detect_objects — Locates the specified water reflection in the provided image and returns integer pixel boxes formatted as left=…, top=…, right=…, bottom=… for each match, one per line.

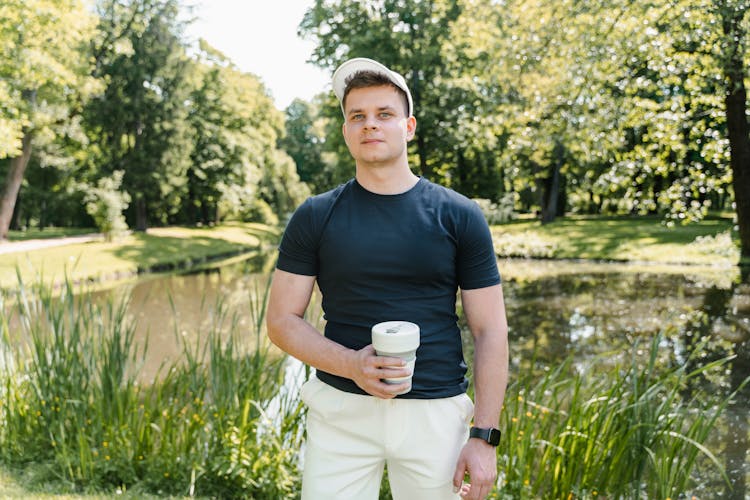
left=723, top=267, right=750, bottom=500
left=498, top=261, right=749, bottom=498
left=77, top=258, right=750, bottom=496
left=92, top=252, right=277, bottom=382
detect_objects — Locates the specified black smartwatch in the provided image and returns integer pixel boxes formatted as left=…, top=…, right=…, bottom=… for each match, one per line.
left=469, top=426, right=501, bottom=446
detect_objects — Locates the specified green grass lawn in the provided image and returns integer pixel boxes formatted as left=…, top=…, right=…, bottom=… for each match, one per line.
left=0, top=468, right=106, bottom=499
left=491, top=214, right=739, bottom=266
left=0, top=466, right=198, bottom=499
left=0, top=222, right=280, bottom=290
left=7, top=227, right=96, bottom=241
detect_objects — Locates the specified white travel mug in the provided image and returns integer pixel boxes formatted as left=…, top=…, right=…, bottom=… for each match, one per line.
left=371, top=321, right=420, bottom=394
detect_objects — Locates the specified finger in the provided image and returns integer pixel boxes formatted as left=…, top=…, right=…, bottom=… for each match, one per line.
left=452, top=461, right=466, bottom=492
left=384, top=381, right=410, bottom=395
left=376, top=355, right=407, bottom=368
left=379, top=365, right=411, bottom=379
left=459, top=483, right=471, bottom=498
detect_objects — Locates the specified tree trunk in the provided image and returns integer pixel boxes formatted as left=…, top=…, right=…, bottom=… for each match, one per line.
left=0, top=131, right=33, bottom=240
left=201, top=203, right=210, bottom=226
left=541, top=142, right=563, bottom=224
left=11, top=189, right=22, bottom=230
left=721, top=4, right=750, bottom=263
left=135, top=196, right=148, bottom=232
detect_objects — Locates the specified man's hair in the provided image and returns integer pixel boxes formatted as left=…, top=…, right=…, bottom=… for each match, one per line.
left=342, top=70, right=410, bottom=117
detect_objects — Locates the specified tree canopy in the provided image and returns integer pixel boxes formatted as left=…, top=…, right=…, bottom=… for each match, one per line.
left=0, top=0, right=747, bottom=260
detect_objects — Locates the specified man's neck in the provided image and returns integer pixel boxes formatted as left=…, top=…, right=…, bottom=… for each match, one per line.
left=355, top=163, right=419, bottom=195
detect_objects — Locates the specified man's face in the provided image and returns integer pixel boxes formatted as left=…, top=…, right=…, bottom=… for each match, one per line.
left=342, top=85, right=416, bottom=168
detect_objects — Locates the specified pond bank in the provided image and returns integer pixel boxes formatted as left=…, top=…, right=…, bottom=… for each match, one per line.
left=0, top=223, right=281, bottom=290
left=2, top=216, right=741, bottom=291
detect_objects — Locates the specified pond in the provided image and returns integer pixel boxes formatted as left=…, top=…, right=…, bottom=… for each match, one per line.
left=97, top=255, right=749, bottom=498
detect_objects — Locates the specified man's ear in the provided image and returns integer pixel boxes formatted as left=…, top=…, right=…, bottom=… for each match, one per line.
left=406, top=116, right=417, bottom=141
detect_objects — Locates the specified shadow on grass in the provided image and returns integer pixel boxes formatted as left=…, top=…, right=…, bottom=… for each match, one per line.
left=113, top=233, right=257, bottom=274
left=557, top=217, right=734, bottom=256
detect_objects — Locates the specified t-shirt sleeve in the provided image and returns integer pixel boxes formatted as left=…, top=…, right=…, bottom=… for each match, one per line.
left=276, top=198, right=319, bottom=276
left=456, top=201, right=501, bottom=290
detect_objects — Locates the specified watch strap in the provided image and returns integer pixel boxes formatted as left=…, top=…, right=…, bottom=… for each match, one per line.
left=469, top=426, right=501, bottom=446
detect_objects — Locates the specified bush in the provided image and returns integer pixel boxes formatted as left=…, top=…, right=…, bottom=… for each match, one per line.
left=474, top=194, right=517, bottom=225
left=492, top=231, right=558, bottom=259
left=83, top=171, right=131, bottom=241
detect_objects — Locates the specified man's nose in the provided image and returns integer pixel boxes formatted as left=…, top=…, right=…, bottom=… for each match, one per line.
left=363, top=114, right=379, bottom=129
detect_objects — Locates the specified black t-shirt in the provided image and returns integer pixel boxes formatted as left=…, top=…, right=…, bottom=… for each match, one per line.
left=277, top=177, right=501, bottom=398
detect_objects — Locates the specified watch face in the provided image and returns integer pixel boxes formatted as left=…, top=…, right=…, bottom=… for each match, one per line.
left=471, top=427, right=501, bottom=446
left=488, top=428, right=501, bottom=446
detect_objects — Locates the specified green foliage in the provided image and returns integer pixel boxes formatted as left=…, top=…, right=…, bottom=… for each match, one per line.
left=0, top=277, right=304, bottom=497
left=474, top=194, right=517, bottom=225
left=281, top=99, right=329, bottom=193
left=2, top=0, right=747, bottom=256
left=246, top=198, right=279, bottom=227
left=0, top=0, right=101, bottom=238
left=186, top=41, right=305, bottom=225
left=294, top=0, right=746, bottom=239
left=1, top=275, right=737, bottom=498
left=83, top=171, right=131, bottom=241
left=0, top=0, right=100, bottom=158
left=255, top=148, right=311, bottom=223
left=496, top=334, right=735, bottom=499
left=492, top=231, right=559, bottom=259
left=85, top=0, right=194, bottom=232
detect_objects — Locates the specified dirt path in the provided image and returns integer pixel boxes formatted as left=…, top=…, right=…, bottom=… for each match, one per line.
left=0, top=234, right=101, bottom=255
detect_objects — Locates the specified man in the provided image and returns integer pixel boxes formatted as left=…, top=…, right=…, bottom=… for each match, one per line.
left=266, top=57, right=509, bottom=500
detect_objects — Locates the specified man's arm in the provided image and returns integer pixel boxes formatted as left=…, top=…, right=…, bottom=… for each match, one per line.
left=452, top=283, right=509, bottom=500
left=266, top=268, right=411, bottom=398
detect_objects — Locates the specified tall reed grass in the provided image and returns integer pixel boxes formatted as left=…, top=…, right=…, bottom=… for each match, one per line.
left=0, top=276, right=738, bottom=499
left=0, top=277, right=304, bottom=498
left=495, top=335, right=736, bottom=499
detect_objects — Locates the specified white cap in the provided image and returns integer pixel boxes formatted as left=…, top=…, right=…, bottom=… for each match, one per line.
left=332, top=57, right=414, bottom=117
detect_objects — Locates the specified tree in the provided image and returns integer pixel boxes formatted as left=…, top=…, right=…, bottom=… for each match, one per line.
left=185, top=40, right=308, bottom=225
left=714, top=1, right=750, bottom=262
left=85, top=0, right=193, bottom=232
left=605, top=0, right=748, bottom=257
left=185, top=42, right=261, bottom=224
left=450, top=0, right=744, bottom=234
left=0, top=0, right=99, bottom=239
left=280, top=99, right=327, bottom=192
left=299, top=0, right=471, bottom=183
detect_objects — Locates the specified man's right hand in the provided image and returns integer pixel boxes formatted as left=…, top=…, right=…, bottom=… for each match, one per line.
left=349, top=344, right=412, bottom=398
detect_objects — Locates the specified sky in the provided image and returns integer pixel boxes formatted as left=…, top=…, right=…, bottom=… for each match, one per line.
left=185, top=1, right=330, bottom=110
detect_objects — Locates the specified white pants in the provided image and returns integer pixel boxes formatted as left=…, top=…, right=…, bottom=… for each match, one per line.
left=300, top=377, right=474, bottom=500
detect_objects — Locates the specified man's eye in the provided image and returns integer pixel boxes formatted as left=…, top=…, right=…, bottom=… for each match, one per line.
left=351, top=114, right=364, bottom=121
left=379, top=112, right=392, bottom=118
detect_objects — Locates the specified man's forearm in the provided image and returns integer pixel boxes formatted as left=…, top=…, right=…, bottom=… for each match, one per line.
left=471, top=330, right=509, bottom=428
left=267, top=312, right=358, bottom=379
